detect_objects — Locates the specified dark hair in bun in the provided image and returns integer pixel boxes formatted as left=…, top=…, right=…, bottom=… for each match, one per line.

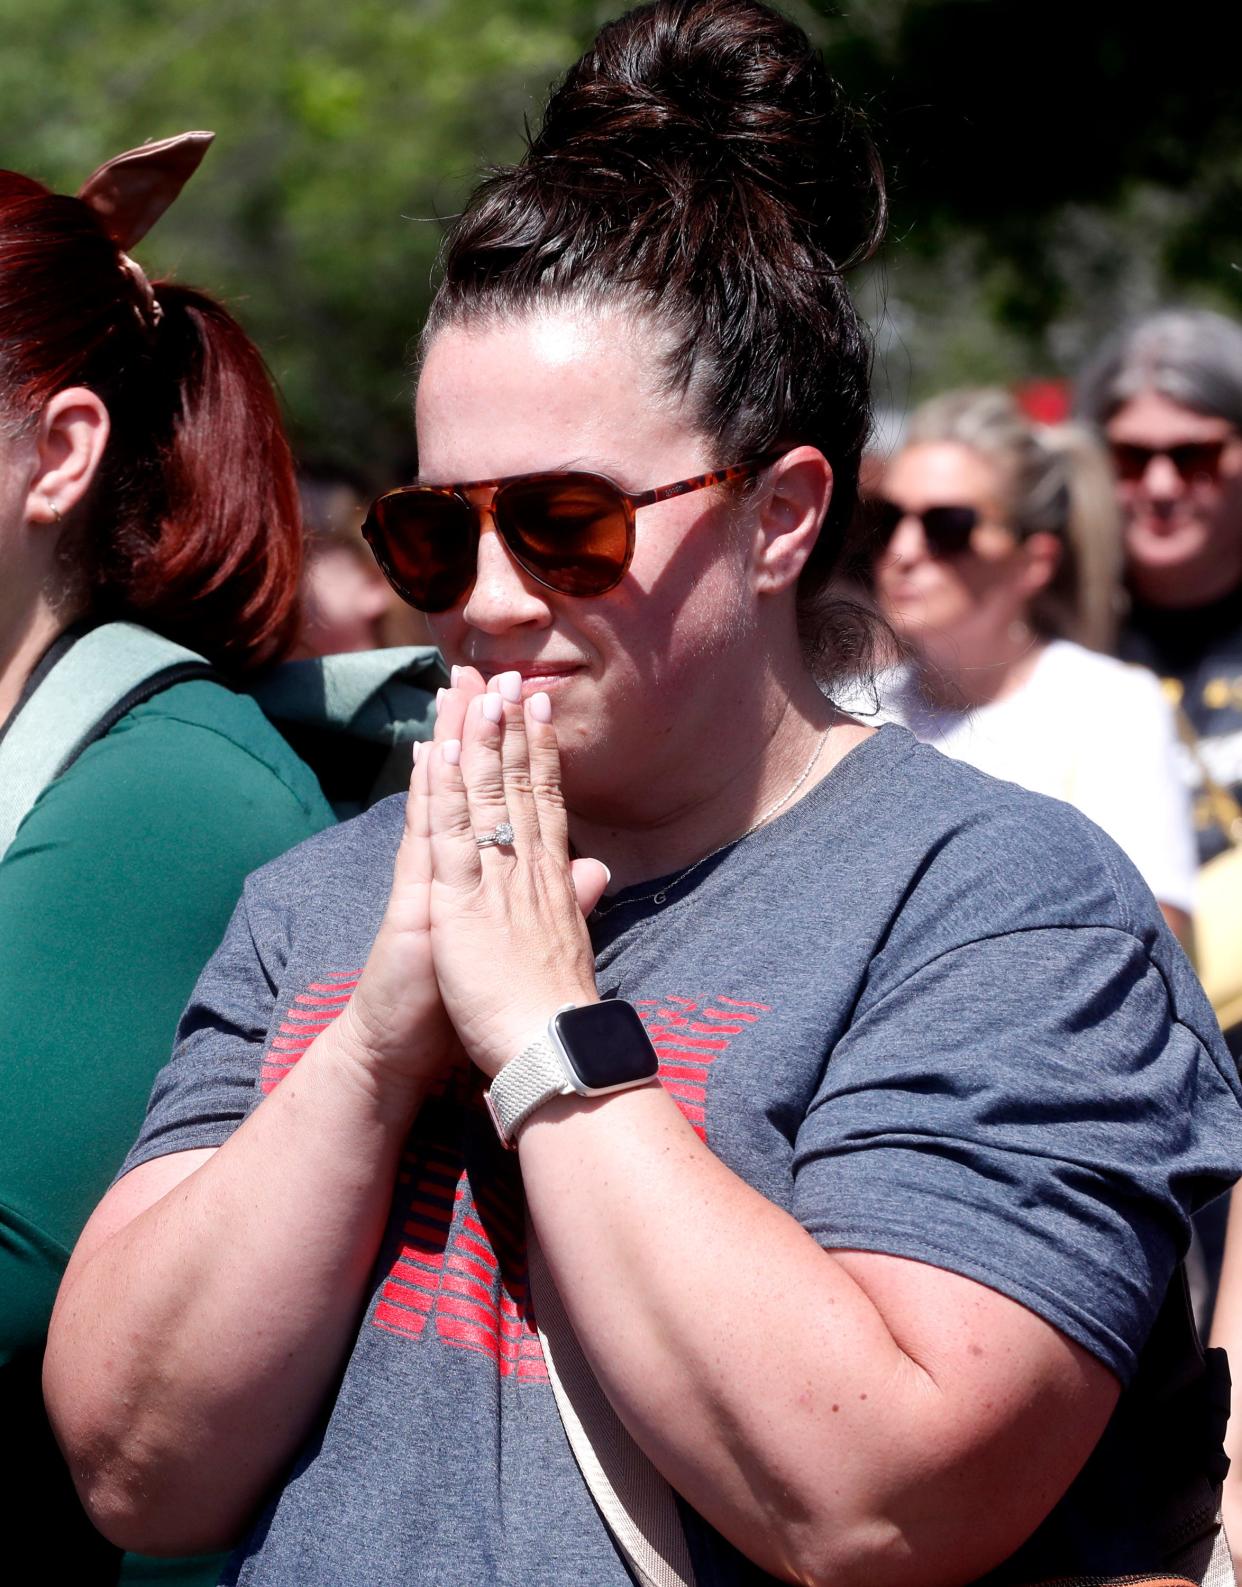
left=426, top=0, right=886, bottom=664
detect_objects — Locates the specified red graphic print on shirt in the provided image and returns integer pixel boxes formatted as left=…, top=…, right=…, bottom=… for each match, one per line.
left=371, top=1131, right=458, bottom=1343
left=262, top=976, right=542, bottom=1380
left=635, top=993, right=772, bottom=1138
left=370, top=1068, right=546, bottom=1381
left=433, top=1162, right=545, bottom=1380
left=263, top=978, right=768, bottom=1383
left=260, top=969, right=360, bottom=1093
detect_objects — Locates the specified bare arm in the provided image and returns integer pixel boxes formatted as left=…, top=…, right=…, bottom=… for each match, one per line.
left=44, top=1016, right=431, bottom=1555
left=519, top=1085, right=1117, bottom=1587
left=46, top=678, right=609, bottom=1555
left=44, top=681, right=488, bottom=1555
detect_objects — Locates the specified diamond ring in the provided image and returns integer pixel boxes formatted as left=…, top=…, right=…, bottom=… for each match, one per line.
left=475, top=822, right=516, bottom=849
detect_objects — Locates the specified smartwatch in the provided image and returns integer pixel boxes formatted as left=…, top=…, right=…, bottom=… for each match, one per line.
left=484, top=1000, right=660, bottom=1147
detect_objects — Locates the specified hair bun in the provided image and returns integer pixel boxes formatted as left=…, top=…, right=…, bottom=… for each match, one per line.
left=531, top=0, right=884, bottom=273
left=430, top=0, right=885, bottom=582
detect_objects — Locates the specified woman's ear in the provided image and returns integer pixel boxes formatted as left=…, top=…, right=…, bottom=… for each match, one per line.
left=750, top=446, right=834, bottom=596
left=23, top=387, right=110, bottom=526
left=1016, top=531, right=1062, bottom=600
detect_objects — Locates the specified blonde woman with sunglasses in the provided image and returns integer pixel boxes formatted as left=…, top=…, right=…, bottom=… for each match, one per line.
left=48, top=4, right=1242, bottom=1583
left=872, top=386, right=1196, bottom=942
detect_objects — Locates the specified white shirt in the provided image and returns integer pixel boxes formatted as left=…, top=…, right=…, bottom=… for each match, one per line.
left=879, top=640, right=1197, bottom=913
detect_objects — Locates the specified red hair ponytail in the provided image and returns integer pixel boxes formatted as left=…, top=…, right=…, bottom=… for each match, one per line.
left=0, top=171, right=301, bottom=674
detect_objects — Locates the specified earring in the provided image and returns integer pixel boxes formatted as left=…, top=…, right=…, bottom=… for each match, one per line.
left=46, top=501, right=62, bottom=523
left=1007, top=619, right=1031, bottom=647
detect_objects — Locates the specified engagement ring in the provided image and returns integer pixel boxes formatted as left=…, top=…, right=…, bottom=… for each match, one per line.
left=475, top=822, right=515, bottom=849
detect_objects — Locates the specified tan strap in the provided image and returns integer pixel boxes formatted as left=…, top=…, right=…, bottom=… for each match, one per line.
left=527, top=1224, right=696, bottom=1587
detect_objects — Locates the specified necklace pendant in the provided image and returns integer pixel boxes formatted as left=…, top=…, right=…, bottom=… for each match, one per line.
left=652, top=891, right=667, bottom=905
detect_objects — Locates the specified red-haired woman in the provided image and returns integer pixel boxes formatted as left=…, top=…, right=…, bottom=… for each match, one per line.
left=0, top=137, right=332, bottom=1579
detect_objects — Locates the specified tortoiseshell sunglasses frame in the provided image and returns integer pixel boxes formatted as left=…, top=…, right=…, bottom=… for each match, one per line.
left=362, top=451, right=785, bottom=611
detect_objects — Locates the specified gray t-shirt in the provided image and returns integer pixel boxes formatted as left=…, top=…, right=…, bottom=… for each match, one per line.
left=121, top=725, right=1242, bottom=1584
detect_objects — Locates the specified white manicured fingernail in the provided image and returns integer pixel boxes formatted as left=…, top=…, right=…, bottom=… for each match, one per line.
left=412, top=742, right=420, bottom=765
left=443, top=739, right=461, bottom=766
left=436, top=687, right=447, bottom=711
left=497, top=670, right=522, bottom=702
left=529, top=691, right=552, bottom=723
left=451, top=665, right=462, bottom=685
left=481, top=694, right=503, bottom=723
left=601, top=863, right=612, bottom=885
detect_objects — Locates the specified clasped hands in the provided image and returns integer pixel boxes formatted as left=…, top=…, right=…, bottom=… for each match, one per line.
left=339, top=666, right=608, bottom=1105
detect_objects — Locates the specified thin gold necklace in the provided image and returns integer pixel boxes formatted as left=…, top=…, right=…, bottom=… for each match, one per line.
left=592, top=725, right=833, bottom=917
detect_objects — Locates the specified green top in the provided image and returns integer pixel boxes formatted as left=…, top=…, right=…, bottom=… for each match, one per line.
left=0, top=678, right=334, bottom=1583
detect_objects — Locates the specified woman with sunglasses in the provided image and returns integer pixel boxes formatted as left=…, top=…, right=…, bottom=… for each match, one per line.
left=872, top=386, right=1196, bottom=942
left=48, top=4, right=1241, bottom=1583
left=1078, top=308, right=1242, bottom=881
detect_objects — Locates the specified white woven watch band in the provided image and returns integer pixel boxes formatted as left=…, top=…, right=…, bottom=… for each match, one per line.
left=486, top=1034, right=572, bottom=1146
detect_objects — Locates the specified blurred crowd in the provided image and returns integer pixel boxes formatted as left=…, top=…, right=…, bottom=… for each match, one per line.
left=858, top=309, right=1242, bottom=1067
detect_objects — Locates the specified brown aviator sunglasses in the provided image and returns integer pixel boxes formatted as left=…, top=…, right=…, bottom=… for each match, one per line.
left=362, top=453, right=784, bottom=613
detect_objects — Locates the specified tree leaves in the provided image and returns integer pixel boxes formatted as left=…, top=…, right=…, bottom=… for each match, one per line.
left=2, top=0, right=1237, bottom=468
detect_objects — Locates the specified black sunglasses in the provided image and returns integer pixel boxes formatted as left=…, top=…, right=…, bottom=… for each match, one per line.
left=362, top=454, right=782, bottom=613
left=869, top=497, right=981, bottom=557
left=1108, top=438, right=1233, bottom=484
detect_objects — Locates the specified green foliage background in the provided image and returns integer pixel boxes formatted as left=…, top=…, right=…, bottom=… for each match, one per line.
left=3, top=0, right=1238, bottom=477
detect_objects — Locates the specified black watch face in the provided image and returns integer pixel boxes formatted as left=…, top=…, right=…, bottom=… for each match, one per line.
left=554, top=1001, right=660, bottom=1090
